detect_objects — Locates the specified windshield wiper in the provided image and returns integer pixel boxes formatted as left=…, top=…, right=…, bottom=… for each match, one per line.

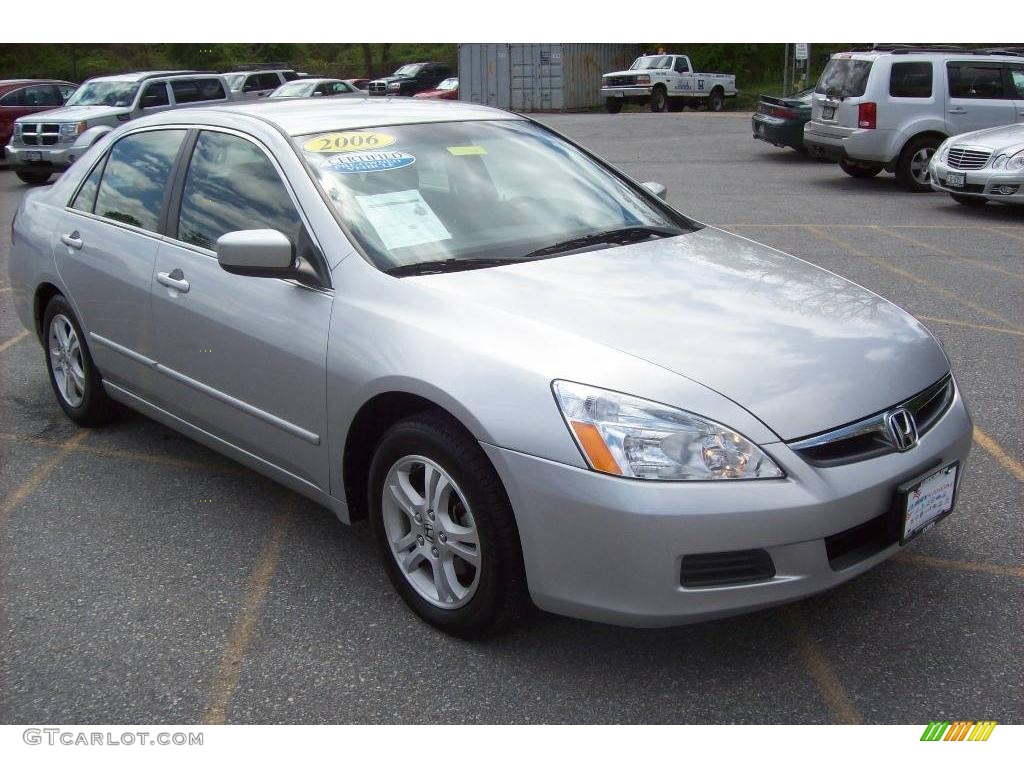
left=385, top=257, right=526, bottom=277
left=522, top=225, right=681, bottom=260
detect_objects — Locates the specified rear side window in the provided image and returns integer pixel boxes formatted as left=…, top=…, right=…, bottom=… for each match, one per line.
left=1007, top=66, right=1024, bottom=98
left=815, top=58, right=872, bottom=98
left=177, top=131, right=303, bottom=250
left=889, top=62, right=932, bottom=97
left=141, top=81, right=170, bottom=108
left=947, top=64, right=1005, bottom=99
left=93, top=130, right=186, bottom=232
left=0, top=84, right=63, bottom=107
left=172, top=79, right=226, bottom=104
left=282, top=70, right=300, bottom=82
left=259, top=73, right=282, bottom=90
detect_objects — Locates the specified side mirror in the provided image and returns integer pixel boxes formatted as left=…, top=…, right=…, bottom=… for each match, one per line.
left=216, top=229, right=295, bottom=278
left=641, top=181, right=668, bottom=200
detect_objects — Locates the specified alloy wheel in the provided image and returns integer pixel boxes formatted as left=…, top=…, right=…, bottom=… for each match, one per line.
left=49, top=313, right=86, bottom=408
left=381, top=455, right=481, bottom=609
left=910, top=147, right=934, bottom=184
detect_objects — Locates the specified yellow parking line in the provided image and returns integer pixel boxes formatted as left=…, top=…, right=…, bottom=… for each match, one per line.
left=0, top=330, right=29, bottom=354
left=916, top=315, right=1024, bottom=338
left=875, top=226, right=1024, bottom=282
left=802, top=225, right=1024, bottom=333
left=782, top=605, right=862, bottom=724
left=203, top=507, right=292, bottom=724
left=896, top=552, right=1024, bottom=580
left=973, top=426, right=1024, bottom=483
left=0, top=430, right=90, bottom=529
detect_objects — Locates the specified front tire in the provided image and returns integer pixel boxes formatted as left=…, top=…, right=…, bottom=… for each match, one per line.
left=43, top=295, right=116, bottom=427
left=896, top=135, right=940, bottom=192
left=839, top=158, right=883, bottom=178
left=16, top=169, right=52, bottom=185
left=649, top=86, right=667, bottom=112
left=605, top=97, right=623, bottom=114
left=369, top=411, right=529, bottom=638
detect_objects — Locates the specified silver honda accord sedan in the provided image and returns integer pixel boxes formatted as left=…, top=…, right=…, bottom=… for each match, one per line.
left=8, top=99, right=972, bottom=637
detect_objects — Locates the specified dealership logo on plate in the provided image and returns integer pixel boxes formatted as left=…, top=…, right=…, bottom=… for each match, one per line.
left=324, top=151, right=415, bottom=174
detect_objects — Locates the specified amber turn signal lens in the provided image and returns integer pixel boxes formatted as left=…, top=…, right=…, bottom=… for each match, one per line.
left=569, top=421, right=622, bottom=475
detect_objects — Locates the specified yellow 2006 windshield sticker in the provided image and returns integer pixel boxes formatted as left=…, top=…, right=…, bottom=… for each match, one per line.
left=447, top=145, right=487, bottom=156
left=303, top=131, right=396, bottom=153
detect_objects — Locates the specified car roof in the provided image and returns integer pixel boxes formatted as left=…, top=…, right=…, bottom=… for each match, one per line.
left=836, top=50, right=1023, bottom=63
left=166, top=97, right=517, bottom=136
left=0, top=79, right=75, bottom=92
left=87, top=71, right=206, bottom=83
left=223, top=69, right=291, bottom=76
left=283, top=78, right=340, bottom=85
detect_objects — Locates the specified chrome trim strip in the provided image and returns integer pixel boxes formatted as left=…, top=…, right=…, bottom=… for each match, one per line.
left=789, top=374, right=953, bottom=453
left=90, top=332, right=320, bottom=446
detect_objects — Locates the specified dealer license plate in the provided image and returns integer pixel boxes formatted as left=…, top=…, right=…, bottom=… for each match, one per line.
left=901, top=462, right=959, bottom=543
left=614, top=91, right=624, bottom=98
left=822, top=105, right=835, bottom=120
left=946, top=171, right=965, bottom=189
left=25, top=151, right=41, bottom=161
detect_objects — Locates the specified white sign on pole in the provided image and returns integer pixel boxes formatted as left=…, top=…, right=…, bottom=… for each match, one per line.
left=795, top=43, right=809, bottom=61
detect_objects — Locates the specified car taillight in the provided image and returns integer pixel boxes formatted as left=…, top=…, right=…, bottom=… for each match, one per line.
left=858, top=102, right=877, bottom=129
left=772, top=106, right=797, bottom=119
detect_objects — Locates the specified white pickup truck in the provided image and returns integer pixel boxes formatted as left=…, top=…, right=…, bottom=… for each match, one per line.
left=600, top=54, right=738, bottom=113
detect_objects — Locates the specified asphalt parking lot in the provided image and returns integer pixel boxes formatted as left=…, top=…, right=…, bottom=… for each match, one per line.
left=0, top=111, right=1021, bottom=725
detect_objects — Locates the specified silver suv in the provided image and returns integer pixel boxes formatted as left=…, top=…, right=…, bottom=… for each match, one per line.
left=5, top=70, right=232, bottom=185
left=223, top=68, right=300, bottom=100
left=804, top=46, right=1024, bottom=191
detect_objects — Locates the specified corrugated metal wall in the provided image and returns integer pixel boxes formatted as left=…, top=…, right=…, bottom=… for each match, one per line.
left=458, top=44, right=641, bottom=112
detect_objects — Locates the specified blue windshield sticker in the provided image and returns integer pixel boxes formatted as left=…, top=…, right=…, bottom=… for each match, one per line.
left=323, top=150, right=415, bottom=173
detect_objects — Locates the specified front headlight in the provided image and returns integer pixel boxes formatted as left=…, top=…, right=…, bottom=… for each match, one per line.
left=387, top=82, right=401, bottom=91
left=636, top=74, right=651, bottom=84
left=13, top=122, right=22, bottom=134
left=59, top=122, right=86, bottom=137
left=552, top=381, right=784, bottom=481
left=1006, top=151, right=1024, bottom=172
left=936, top=140, right=950, bottom=163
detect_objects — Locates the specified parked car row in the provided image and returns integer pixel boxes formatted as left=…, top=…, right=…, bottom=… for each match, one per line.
left=753, top=45, right=1024, bottom=206
left=3, top=63, right=458, bottom=185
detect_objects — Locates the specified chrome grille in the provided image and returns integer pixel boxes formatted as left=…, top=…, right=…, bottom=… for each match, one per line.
left=947, top=147, right=991, bottom=170
left=788, top=375, right=955, bottom=467
left=606, top=75, right=637, bottom=87
left=20, top=123, right=61, bottom=146
left=368, top=81, right=388, bottom=94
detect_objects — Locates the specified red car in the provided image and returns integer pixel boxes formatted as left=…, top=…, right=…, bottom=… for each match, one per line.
left=0, top=79, right=77, bottom=158
left=413, top=77, right=459, bottom=100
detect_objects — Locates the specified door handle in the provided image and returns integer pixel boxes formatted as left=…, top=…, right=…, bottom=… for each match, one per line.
left=157, top=269, right=190, bottom=294
left=60, top=232, right=83, bottom=250
left=947, top=107, right=966, bottom=114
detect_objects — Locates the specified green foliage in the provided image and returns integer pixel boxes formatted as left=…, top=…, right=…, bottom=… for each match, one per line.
left=0, top=43, right=459, bottom=82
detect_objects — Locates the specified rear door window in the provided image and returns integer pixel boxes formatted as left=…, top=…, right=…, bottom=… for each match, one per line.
left=258, top=73, right=282, bottom=90
left=93, top=130, right=186, bottom=232
left=815, top=58, right=872, bottom=98
left=947, top=64, right=1006, bottom=99
left=1008, top=65, right=1024, bottom=99
left=171, top=79, right=226, bottom=104
left=889, top=62, right=933, bottom=97
left=71, top=157, right=107, bottom=213
left=141, top=81, right=170, bottom=108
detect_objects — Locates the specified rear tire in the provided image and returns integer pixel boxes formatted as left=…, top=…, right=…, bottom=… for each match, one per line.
left=16, top=169, right=52, bottom=185
left=896, top=135, right=941, bottom=192
left=649, top=86, right=667, bottom=112
left=839, top=158, right=883, bottom=178
left=42, top=295, right=117, bottom=427
left=951, top=193, right=987, bottom=207
left=708, top=87, right=725, bottom=112
left=369, top=411, right=529, bottom=639
left=605, top=98, right=623, bottom=114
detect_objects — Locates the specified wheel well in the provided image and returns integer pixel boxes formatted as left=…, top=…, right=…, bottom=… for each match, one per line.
left=342, top=392, right=466, bottom=522
left=652, top=83, right=667, bottom=92
left=899, top=131, right=946, bottom=159
left=33, top=283, right=62, bottom=342
left=711, top=85, right=724, bottom=93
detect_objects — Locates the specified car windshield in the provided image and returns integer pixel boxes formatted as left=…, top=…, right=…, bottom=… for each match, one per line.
left=299, top=120, right=692, bottom=273
left=394, top=64, right=423, bottom=76
left=271, top=82, right=315, bottom=97
left=436, top=78, right=458, bottom=91
left=631, top=56, right=672, bottom=71
left=65, top=81, right=139, bottom=107
left=815, top=58, right=872, bottom=98
left=226, top=74, right=245, bottom=90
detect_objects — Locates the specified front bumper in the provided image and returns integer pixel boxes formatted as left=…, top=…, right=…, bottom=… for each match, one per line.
left=929, top=159, right=1024, bottom=204
left=484, top=387, right=972, bottom=627
left=4, top=141, right=79, bottom=171
left=600, top=86, right=653, bottom=99
left=752, top=114, right=806, bottom=150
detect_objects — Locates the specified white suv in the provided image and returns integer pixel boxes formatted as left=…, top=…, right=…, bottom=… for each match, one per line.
left=804, top=46, right=1024, bottom=191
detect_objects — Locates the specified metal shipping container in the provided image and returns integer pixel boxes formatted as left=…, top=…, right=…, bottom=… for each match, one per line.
left=459, top=43, right=642, bottom=112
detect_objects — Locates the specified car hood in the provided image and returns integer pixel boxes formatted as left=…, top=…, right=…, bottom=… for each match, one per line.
left=410, top=227, right=949, bottom=441
left=604, top=69, right=647, bottom=78
left=15, top=105, right=128, bottom=123
left=950, top=123, right=1024, bottom=153
left=371, top=75, right=413, bottom=84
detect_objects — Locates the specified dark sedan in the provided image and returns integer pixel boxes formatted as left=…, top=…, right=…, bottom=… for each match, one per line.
left=752, top=88, right=813, bottom=153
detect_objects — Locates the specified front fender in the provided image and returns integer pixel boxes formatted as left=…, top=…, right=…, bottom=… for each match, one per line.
left=72, top=124, right=113, bottom=153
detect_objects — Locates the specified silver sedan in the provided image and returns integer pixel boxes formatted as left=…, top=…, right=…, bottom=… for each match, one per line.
left=930, top=124, right=1024, bottom=206
left=8, top=99, right=972, bottom=637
